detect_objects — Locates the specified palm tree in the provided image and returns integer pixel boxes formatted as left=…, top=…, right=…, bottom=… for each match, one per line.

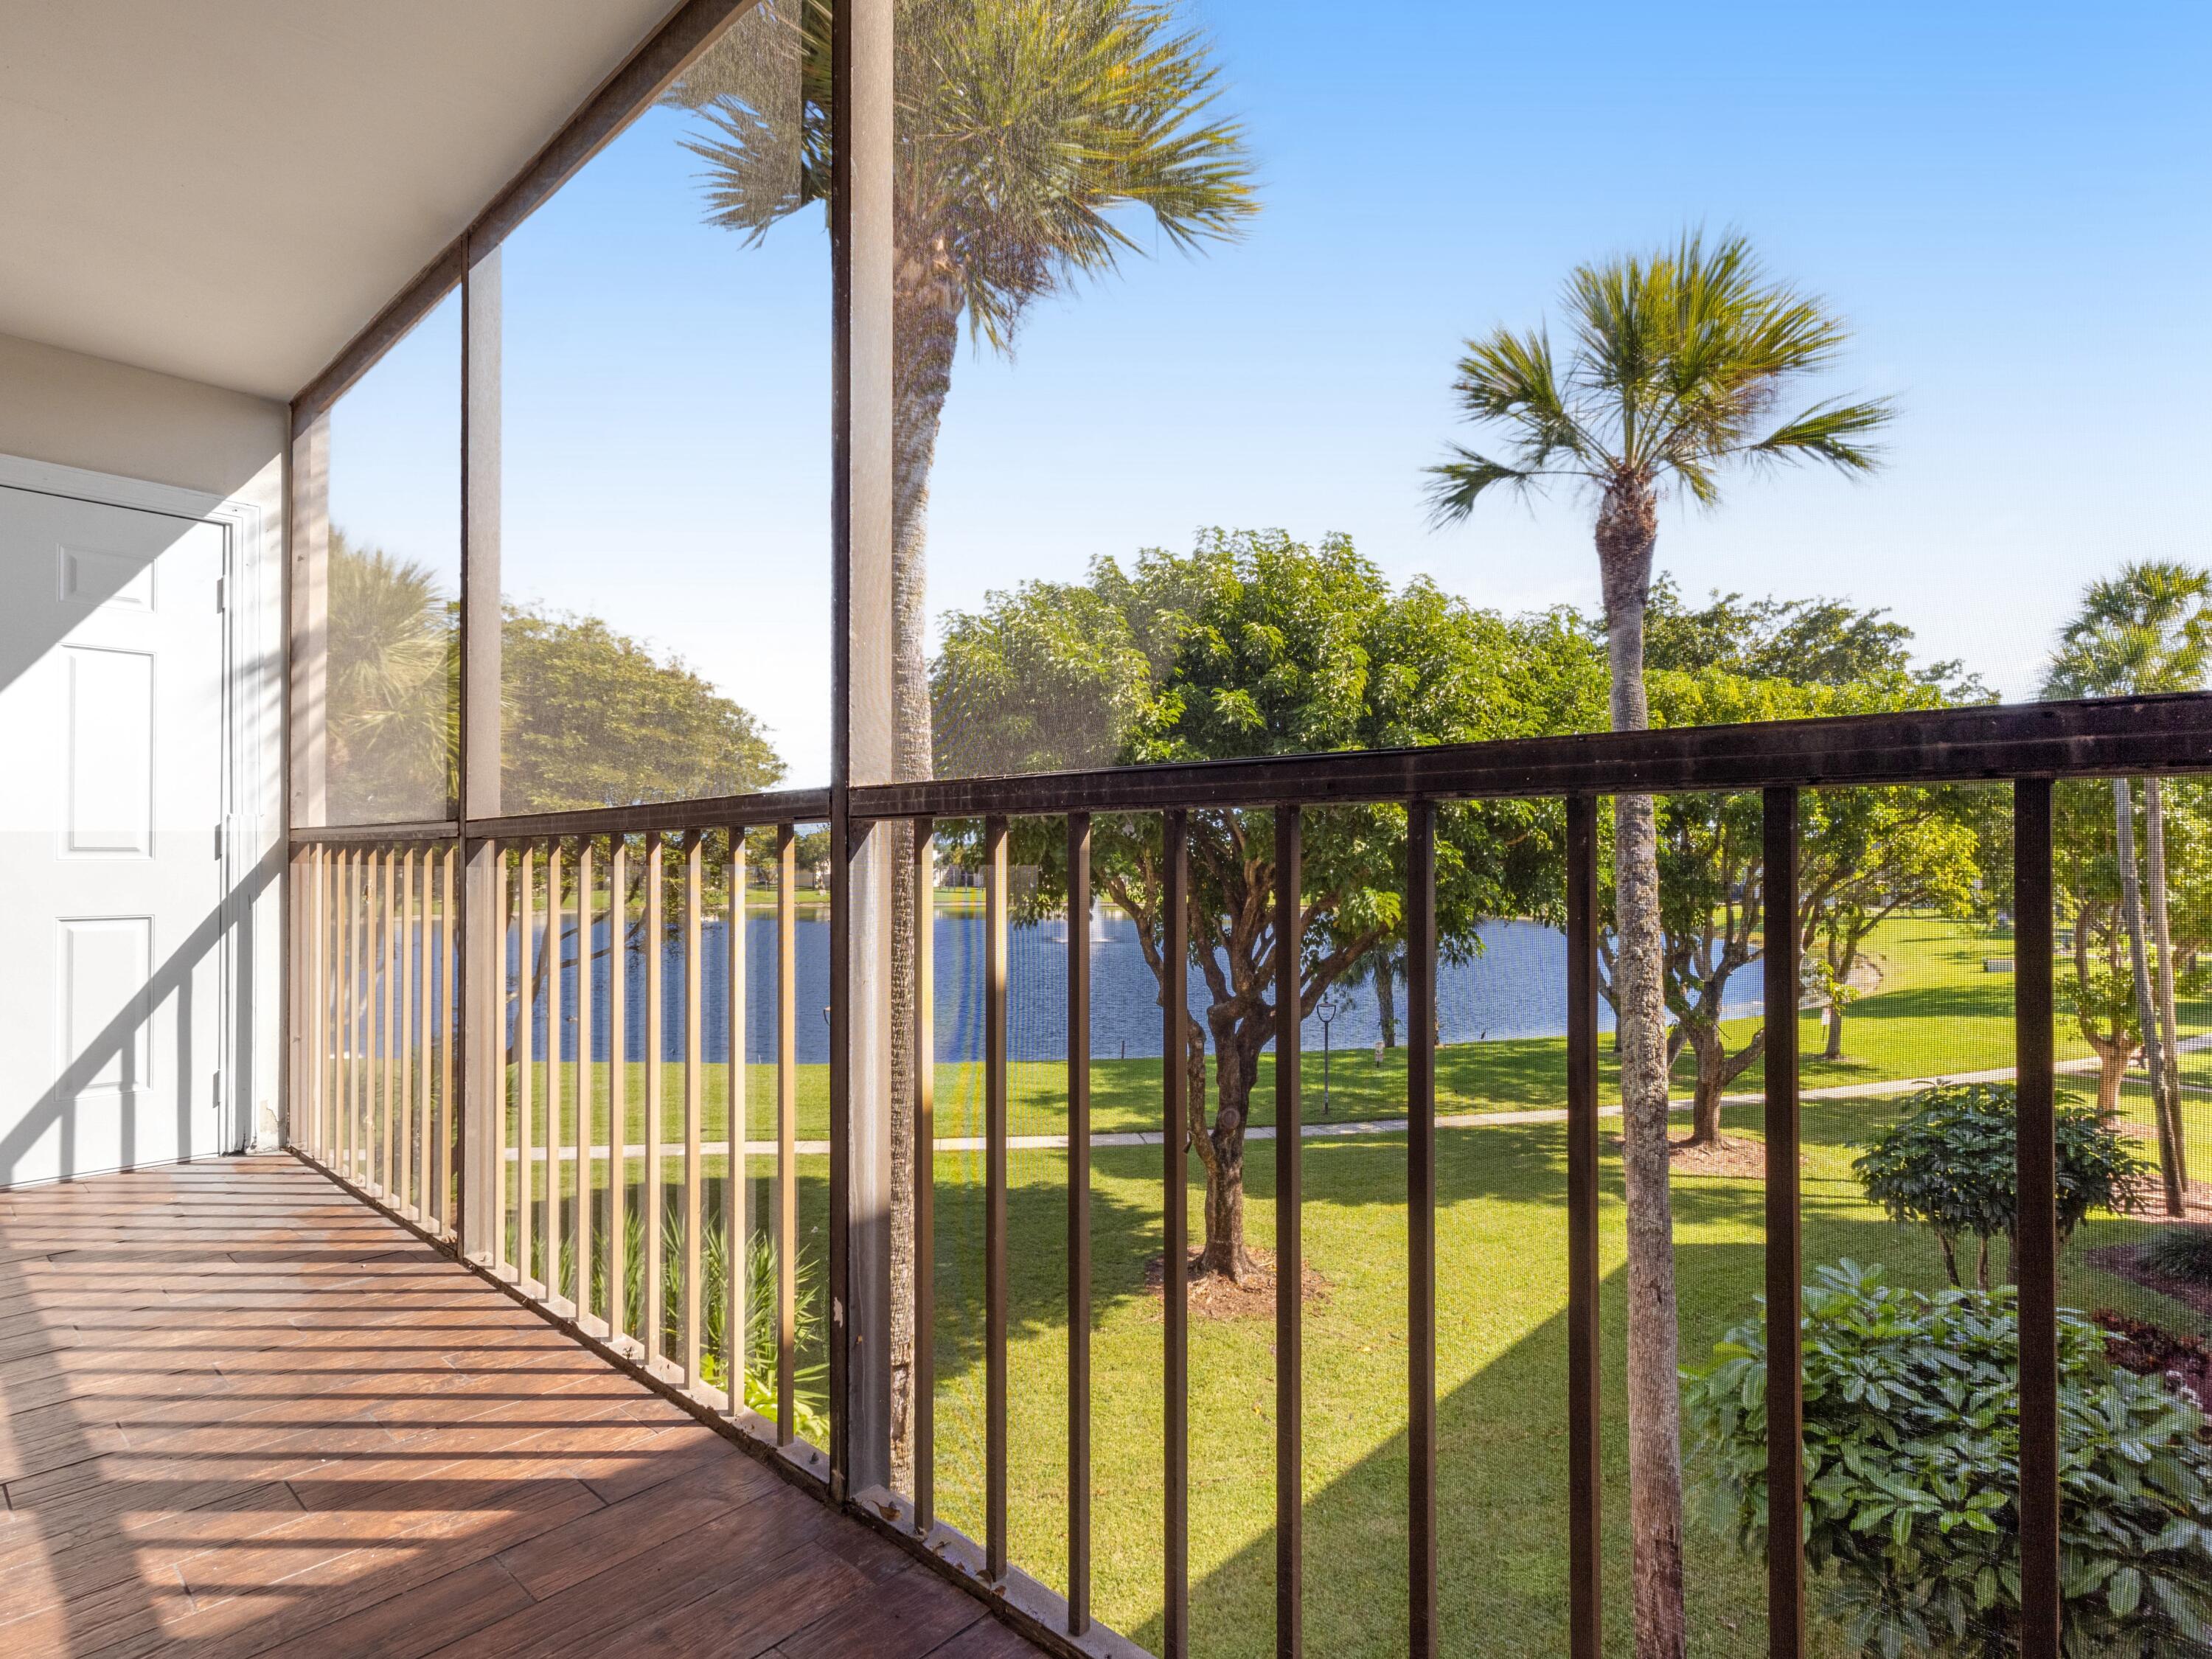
left=1427, top=232, right=1892, bottom=1659
left=2044, top=559, right=2211, bottom=1214
left=325, top=530, right=456, bottom=822
left=667, top=0, right=1256, bottom=1488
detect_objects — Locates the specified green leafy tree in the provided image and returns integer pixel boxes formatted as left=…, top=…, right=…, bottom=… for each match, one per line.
left=669, top=0, right=1256, bottom=1475
left=1607, top=667, right=1971, bottom=1145
left=500, top=605, right=785, bottom=813
left=1637, top=582, right=1994, bottom=1065
left=2045, top=560, right=2211, bottom=1213
left=1852, top=1082, right=2146, bottom=1288
left=934, top=529, right=1563, bottom=1278
left=2055, top=778, right=2154, bottom=1127
left=1685, top=1261, right=2212, bottom=1658
left=1571, top=585, right=1989, bottom=1142
left=1427, top=232, right=1895, bottom=1656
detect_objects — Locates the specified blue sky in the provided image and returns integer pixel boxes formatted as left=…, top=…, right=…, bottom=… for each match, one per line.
left=330, top=0, right=2211, bottom=792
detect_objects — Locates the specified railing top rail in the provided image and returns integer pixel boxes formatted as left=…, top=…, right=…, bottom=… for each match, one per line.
left=286, top=694, right=2212, bottom=845
left=851, top=692, right=2212, bottom=819
left=290, top=785, right=832, bottom=846
left=290, top=819, right=460, bottom=846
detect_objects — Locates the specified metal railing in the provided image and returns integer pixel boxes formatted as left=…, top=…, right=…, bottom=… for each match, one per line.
left=290, top=792, right=832, bottom=1479
left=288, top=692, right=2212, bottom=1659
left=290, top=840, right=459, bottom=1237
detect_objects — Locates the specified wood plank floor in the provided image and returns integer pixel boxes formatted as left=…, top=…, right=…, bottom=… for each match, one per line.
left=0, top=1157, right=1045, bottom=1659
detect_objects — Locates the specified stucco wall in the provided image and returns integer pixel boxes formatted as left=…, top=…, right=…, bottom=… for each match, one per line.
left=0, top=330, right=288, bottom=1155
left=0, top=330, right=284, bottom=505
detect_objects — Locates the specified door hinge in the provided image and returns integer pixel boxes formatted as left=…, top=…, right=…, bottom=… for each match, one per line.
left=215, top=574, right=226, bottom=612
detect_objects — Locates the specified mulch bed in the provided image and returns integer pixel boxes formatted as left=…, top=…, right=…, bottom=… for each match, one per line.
left=1602, top=1133, right=1795, bottom=1180
left=2086, top=1239, right=2212, bottom=1321
left=2096, top=1309, right=2212, bottom=1408
left=1144, top=1245, right=1329, bottom=1321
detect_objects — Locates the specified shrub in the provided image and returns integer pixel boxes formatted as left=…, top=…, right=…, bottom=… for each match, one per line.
left=1684, top=1260, right=2212, bottom=1658
left=2140, top=1226, right=2212, bottom=1289
left=1853, top=1082, right=2146, bottom=1287
left=548, top=1211, right=832, bottom=1444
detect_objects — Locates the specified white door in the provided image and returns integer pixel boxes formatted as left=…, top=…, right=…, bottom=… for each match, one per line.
left=0, top=484, right=231, bottom=1187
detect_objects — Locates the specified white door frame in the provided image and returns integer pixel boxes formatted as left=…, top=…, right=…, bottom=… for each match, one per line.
left=0, top=451, right=275, bottom=1164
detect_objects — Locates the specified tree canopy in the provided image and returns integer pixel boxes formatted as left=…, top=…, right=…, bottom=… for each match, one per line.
left=933, top=529, right=1568, bottom=1275
left=318, top=530, right=784, bottom=821
left=501, top=605, right=785, bottom=813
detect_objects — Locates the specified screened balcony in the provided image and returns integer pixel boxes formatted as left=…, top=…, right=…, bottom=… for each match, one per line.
left=4, top=4, right=2210, bottom=1659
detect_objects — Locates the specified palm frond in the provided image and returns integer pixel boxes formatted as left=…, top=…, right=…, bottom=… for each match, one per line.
left=1430, top=225, right=1894, bottom=540
left=1746, top=397, right=1896, bottom=473
left=1423, top=447, right=1541, bottom=525
left=2045, top=559, right=2212, bottom=697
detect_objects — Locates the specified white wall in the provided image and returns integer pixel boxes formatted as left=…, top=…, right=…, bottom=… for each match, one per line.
left=0, top=330, right=288, bottom=1155
left=0, top=331, right=285, bottom=504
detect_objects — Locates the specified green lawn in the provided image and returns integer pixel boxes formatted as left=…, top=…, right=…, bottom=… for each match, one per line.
left=498, top=910, right=2202, bottom=1152
left=442, top=908, right=2211, bottom=1655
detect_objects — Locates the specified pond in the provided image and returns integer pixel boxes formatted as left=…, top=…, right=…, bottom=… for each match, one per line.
left=506, top=909, right=1761, bottom=1063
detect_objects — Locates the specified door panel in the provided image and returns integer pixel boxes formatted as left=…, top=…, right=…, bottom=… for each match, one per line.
left=0, top=484, right=229, bottom=1187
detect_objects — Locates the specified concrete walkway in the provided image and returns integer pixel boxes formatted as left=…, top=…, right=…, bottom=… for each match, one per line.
left=508, top=1038, right=2203, bottom=1164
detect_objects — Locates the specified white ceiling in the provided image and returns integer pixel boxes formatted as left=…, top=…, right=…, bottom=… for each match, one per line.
left=0, top=0, right=678, bottom=402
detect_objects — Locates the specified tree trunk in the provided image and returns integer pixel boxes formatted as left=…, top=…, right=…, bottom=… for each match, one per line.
left=885, top=256, right=962, bottom=1492
left=1823, top=1002, right=1844, bottom=1060
left=2146, top=777, right=2190, bottom=1192
left=1377, top=964, right=1398, bottom=1049
left=1680, top=1020, right=1764, bottom=1146
left=2115, top=778, right=2184, bottom=1215
left=1597, top=482, right=1687, bottom=1659
left=2094, top=1043, right=2129, bottom=1116
left=1194, top=1025, right=1264, bottom=1281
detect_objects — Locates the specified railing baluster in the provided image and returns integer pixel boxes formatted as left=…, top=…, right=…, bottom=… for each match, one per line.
left=645, top=832, right=666, bottom=1371
left=311, top=849, right=328, bottom=1162
left=1565, top=794, right=1602, bottom=1659
left=518, top=844, right=537, bottom=1290
left=2014, top=778, right=2060, bottom=1659
left=349, top=849, right=364, bottom=1186
left=609, top=837, right=630, bottom=1346
left=1163, top=808, right=1190, bottom=1659
left=382, top=845, right=397, bottom=1200
left=684, top=830, right=706, bottom=1387
left=728, top=828, right=749, bottom=1410
left=984, top=815, right=1010, bottom=1582
left=777, top=823, right=798, bottom=1443
left=546, top=843, right=565, bottom=1305
left=364, top=849, right=377, bottom=1188
left=576, top=840, right=597, bottom=1328
left=1763, top=787, right=1806, bottom=1659
left=1407, top=799, right=1439, bottom=1659
left=288, top=854, right=303, bottom=1156
left=400, top=846, right=417, bottom=1217
left=1067, top=812, right=1091, bottom=1631
left=914, top=816, right=936, bottom=1530
left=370, top=848, right=385, bottom=1193
left=358, top=849, right=372, bottom=1189
left=492, top=843, right=511, bottom=1274
left=440, top=842, right=457, bottom=1236
left=1275, top=806, right=1302, bottom=1659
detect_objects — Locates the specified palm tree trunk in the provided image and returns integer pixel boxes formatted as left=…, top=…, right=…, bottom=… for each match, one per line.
left=2115, top=778, right=2184, bottom=1214
left=1597, top=484, right=1686, bottom=1659
left=886, top=254, right=962, bottom=1493
left=2145, top=777, right=2189, bottom=1192
left=1376, top=962, right=1397, bottom=1049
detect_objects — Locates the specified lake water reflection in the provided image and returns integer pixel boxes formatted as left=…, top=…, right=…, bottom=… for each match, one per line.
left=512, top=908, right=1760, bottom=1063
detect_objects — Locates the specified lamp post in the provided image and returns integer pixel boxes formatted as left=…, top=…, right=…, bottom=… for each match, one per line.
left=1317, top=995, right=1339, bottom=1118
